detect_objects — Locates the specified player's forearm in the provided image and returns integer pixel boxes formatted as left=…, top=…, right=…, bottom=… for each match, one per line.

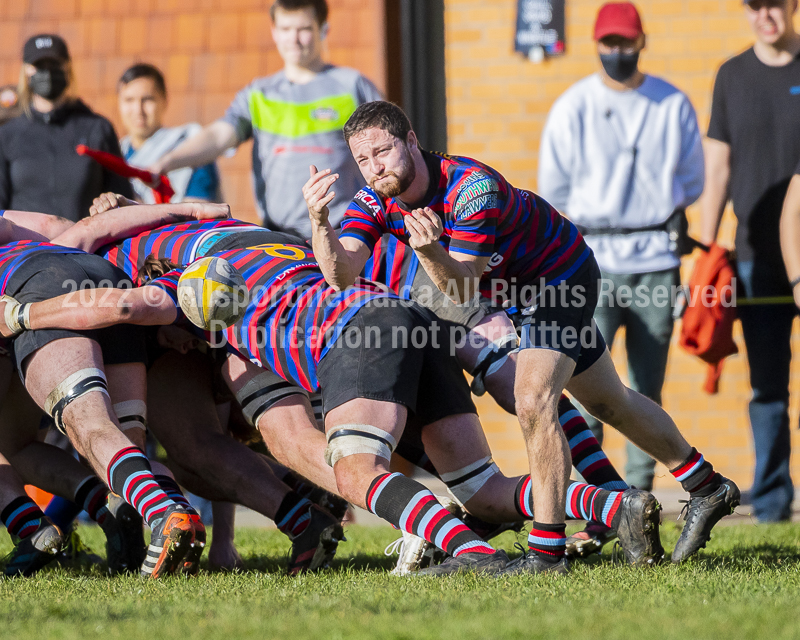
left=23, top=290, right=133, bottom=331
left=159, top=123, right=237, bottom=173
left=310, top=220, right=359, bottom=290
left=780, top=175, right=800, bottom=283
left=414, top=243, right=480, bottom=304
left=699, top=139, right=731, bottom=246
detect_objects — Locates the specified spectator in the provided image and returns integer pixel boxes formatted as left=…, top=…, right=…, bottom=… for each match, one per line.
left=150, top=0, right=382, bottom=238
left=701, top=0, right=800, bottom=522
left=538, top=2, right=704, bottom=491
left=0, top=34, right=134, bottom=221
left=118, top=64, right=221, bottom=203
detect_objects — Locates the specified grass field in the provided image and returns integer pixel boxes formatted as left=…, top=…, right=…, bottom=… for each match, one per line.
left=2, top=520, right=800, bottom=640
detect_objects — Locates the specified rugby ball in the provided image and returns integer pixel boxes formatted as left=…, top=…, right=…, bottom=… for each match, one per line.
left=177, top=257, right=249, bottom=330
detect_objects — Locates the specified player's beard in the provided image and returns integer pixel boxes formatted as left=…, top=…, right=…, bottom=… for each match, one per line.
left=370, top=146, right=417, bottom=198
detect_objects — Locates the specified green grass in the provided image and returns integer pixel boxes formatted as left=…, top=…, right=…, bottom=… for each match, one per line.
left=2, top=521, right=800, bottom=640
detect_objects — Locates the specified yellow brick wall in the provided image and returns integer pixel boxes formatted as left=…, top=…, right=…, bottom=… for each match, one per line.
left=445, top=0, right=800, bottom=490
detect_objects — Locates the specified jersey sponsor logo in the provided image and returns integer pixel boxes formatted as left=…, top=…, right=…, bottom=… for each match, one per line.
left=274, top=262, right=317, bottom=282
left=454, top=173, right=498, bottom=219
left=355, top=189, right=382, bottom=217
left=311, top=107, right=340, bottom=121
left=483, top=253, right=504, bottom=273
left=456, top=193, right=498, bottom=220
left=247, top=243, right=308, bottom=260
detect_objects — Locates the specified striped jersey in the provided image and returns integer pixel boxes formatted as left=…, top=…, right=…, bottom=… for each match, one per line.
left=149, top=241, right=393, bottom=392
left=362, top=234, right=418, bottom=300
left=0, top=241, right=85, bottom=294
left=340, top=150, right=591, bottom=300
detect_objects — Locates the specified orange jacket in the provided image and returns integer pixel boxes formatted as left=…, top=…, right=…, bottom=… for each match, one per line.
left=678, top=243, right=738, bottom=394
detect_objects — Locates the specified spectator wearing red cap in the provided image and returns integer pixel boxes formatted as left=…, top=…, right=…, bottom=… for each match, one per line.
left=702, top=0, right=800, bottom=523
left=539, top=3, right=704, bottom=497
left=0, top=34, right=133, bottom=222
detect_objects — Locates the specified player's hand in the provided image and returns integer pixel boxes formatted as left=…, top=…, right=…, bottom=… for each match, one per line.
left=303, top=165, right=339, bottom=227
left=191, top=203, right=231, bottom=220
left=147, top=158, right=168, bottom=176
left=406, top=207, right=443, bottom=251
left=89, top=192, right=138, bottom=216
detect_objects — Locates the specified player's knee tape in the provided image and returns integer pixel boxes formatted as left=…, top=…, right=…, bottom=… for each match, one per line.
left=1, top=295, right=31, bottom=336
left=113, top=400, right=147, bottom=433
left=440, top=456, right=500, bottom=505
left=324, top=424, right=397, bottom=467
left=470, top=334, right=519, bottom=396
left=44, top=368, right=109, bottom=434
left=235, top=371, right=308, bottom=427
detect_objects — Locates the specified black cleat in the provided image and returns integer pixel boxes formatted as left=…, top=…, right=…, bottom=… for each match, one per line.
left=413, top=550, right=509, bottom=576
left=3, top=518, right=63, bottom=577
left=565, top=521, right=617, bottom=559
left=672, top=476, right=740, bottom=564
left=497, top=547, right=570, bottom=576
left=102, top=494, right=146, bottom=575
left=461, top=513, right=526, bottom=542
left=287, top=504, right=343, bottom=575
left=140, top=505, right=197, bottom=579
left=614, top=489, right=665, bottom=566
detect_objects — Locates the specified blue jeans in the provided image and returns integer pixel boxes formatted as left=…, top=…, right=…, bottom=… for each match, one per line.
left=737, top=260, right=796, bottom=522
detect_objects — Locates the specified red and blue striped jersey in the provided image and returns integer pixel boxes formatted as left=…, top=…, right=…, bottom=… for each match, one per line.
left=341, top=150, right=591, bottom=298
left=362, top=235, right=418, bottom=300
left=101, top=219, right=264, bottom=281
left=149, top=242, right=393, bottom=392
left=0, top=241, right=85, bottom=294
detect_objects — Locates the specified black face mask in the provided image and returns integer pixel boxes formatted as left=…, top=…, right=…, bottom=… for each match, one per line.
left=599, top=51, right=640, bottom=83
left=29, top=67, right=68, bottom=101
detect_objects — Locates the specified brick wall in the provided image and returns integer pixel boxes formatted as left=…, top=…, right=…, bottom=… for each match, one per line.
left=447, top=0, right=800, bottom=491
left=0, top=0, right=387, bottom=224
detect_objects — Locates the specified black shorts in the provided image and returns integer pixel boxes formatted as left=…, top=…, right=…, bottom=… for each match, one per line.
left=7, top=252, right=147, bottom=380
left=316, top=299, right=476, bottom=425
left=517, top=257, right=606, bottom=377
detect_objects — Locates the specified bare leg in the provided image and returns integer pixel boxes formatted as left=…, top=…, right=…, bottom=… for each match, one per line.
left=207, top=502, right=243, bottom=571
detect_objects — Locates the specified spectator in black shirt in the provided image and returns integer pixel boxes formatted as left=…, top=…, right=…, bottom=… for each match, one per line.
left=0, top=34, right=133, bottom=222
left=701, top=0, right=800, bottom=522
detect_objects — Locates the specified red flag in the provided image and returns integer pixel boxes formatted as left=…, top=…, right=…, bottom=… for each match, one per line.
left=76, top=144, right=175, bottom=203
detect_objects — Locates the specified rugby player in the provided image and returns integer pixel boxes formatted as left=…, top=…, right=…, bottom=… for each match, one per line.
left=304, top=100, right=740, bottom=570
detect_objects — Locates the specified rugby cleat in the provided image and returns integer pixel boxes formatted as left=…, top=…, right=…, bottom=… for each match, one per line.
left=413, top=549, right=510, bottom=577
left=498, top=547, right=570, bottom=577
left=3, top=518, right=63, bottom=577
left=565, top=521, right=617, bottom=559
left=54, top=527, right=104, bottom=570
left=614, top=488, right=665, bottom=566
left=140, top=505, right=198, bottom=579
left=385, top=530, right=439, bottom=576
left=101, top=494, right=146, bottom=574
left=287, top=504, right=343, bottom=576
left=180, top=513, right=206, bottom=576
left=671, top=476, right=740, bottom=564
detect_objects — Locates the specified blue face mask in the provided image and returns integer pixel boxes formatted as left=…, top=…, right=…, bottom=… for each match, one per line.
left=599, top=51, right=640, bottom=82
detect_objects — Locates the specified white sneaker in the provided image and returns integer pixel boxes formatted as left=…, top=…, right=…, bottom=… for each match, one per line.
left=384, top=530, right=432, bottom=576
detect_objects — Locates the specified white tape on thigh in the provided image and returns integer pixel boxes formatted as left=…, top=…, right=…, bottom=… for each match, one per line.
left=324, top=423, right=398, bottom=467
left=113, top=399, right=148, bottom=433
left=44, top=368, right=109, bottom=433
left=440, top=456, right=500, bottom=505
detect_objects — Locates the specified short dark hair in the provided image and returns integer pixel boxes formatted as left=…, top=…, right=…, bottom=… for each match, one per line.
left=343, top=101, right=413, bottom=146
left=269, top=0, right=329, bottom=26
left=118, top=63, right=167, bottom=97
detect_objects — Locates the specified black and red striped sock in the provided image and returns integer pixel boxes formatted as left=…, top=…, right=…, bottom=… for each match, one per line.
left=366, top=472, right=495, bottom=557
left=514, top=475, right=534, bottom=519
left=106, top=447, right=176, bottom=528
left=670, top=448, right=721, bottom=497
left=153, top=475, right=197, bottom=514
left=559, top=395, right=627, bottom=491
left=1, top=496, right=44, bottom=539
left=528, top=521, right=567, bottom=563
left=74, top=476, right=109, bottom=526
left=565, top=481, right=624, bottom=528
left=275, top=491, right=313, bottom=538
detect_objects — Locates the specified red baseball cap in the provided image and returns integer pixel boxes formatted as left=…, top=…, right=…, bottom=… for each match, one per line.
left=594, top=2, right=644, bottom=41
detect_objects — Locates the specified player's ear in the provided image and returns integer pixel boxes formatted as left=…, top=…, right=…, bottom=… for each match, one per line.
left=320, top=22, right=330, bottom=40
left=406, top=130, right=418, bottom=149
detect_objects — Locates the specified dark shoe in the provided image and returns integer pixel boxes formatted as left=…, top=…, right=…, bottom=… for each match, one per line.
left=413, top=550, right=510, bottom=576
left=615, top=489, right=665, bottom=566
left=306, top=488, right=350, bottom=522
left=180, top=513, right=206, bottom=576
left=287, top=504, right=343, bottom=575
left=54, top=527, right=104, bottom=570
left=497, top=548, right=569, bottom=576
left=565, top=521, right=617, bottom=558
left=3, top=518, right=63, bottom=577
left=102, top=494, right=146, bottom=575
left=461, top=513, right=526, bottom=542
left=140, top=505, right=198, bottom=579
left=672, top=477, right=740, bottom=564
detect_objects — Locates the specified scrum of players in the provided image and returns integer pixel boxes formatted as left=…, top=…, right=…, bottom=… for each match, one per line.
left=0, top=101, right=739, bottom=579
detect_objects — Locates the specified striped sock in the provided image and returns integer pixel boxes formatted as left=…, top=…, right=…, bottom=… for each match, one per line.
left=74, top=476, right=110, bottom=526
left=514, top=475, right=534, bottom=519
left=366, top=472, right=495, bottom=557
left=44, top=496, right=83, bottom=531
left=528, top=522, right=566, bottom=562
left=559, top=395, right=628, bottom=491
left=1, top=496, right=44, bottom=539
left=670, top=448, right=721, bottom=497
left=106, top=447, right=176, bottom=528
left=565, top=481, right=624, bottom=528
left=275, top=492, right=313, bottom=538
left=153, top=475, right=196, bottom=512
